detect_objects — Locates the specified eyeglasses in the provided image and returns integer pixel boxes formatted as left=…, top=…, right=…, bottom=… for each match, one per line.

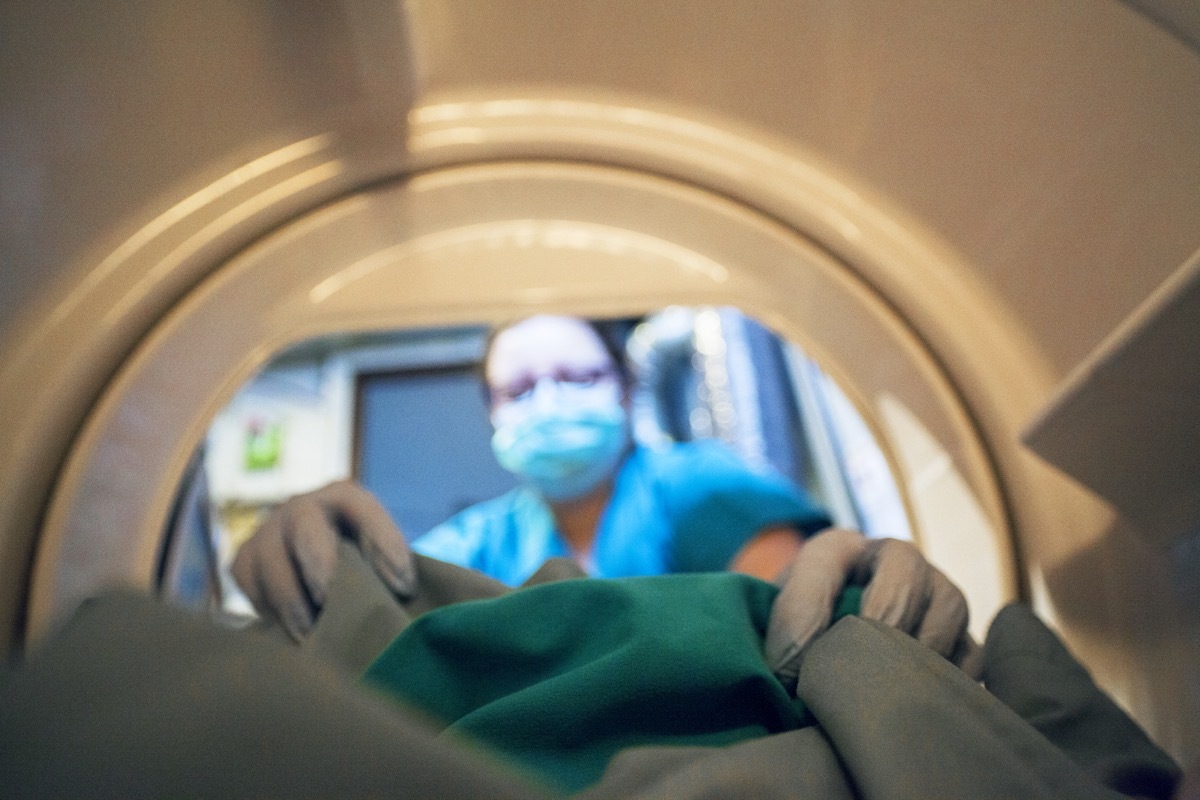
left=490, top=365, right=619, bottom=406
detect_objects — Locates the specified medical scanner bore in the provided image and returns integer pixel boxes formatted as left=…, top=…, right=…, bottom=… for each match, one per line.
left=2, top=0, right=1197, bottom=772
left=167, top=309, right=912, bottom=617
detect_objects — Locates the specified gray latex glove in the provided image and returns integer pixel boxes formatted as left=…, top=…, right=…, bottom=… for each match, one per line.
left=230, top=480, right=417, bottom=640
left=765, top=527, right=981, bottom=691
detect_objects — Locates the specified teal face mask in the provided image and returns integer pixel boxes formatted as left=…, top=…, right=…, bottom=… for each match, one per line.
left=491, top=391, right=629, bottom=502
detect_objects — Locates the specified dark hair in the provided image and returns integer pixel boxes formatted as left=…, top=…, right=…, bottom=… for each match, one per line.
left=479, top=316, right=635, bottom=406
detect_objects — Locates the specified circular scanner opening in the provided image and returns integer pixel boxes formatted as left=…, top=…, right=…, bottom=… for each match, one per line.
left=166, top=308, right=914, bottom=615
left=30, top=160, right=1015, bottom=641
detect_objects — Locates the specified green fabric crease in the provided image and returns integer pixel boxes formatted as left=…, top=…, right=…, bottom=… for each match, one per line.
left=364, top=573, right=861, bottom=792
left=0, top=544, right=1178, bottom=799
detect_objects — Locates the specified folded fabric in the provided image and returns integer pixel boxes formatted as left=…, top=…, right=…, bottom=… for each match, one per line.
left=982, top=604, right=1181, bottom=799
left=0, top=591, right=552, bottom=800
left=0, top=563, right=1177, bottom=799
left=364, top=573, right=860, bottom=792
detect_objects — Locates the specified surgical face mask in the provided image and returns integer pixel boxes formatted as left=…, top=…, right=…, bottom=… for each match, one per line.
left=490, top=380, right=629, bottom=502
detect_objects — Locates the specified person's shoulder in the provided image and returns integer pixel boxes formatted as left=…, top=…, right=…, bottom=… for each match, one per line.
left=414, top=487, right=536, bottom=564
left=646, top=438, right=827, bottom=523
left=440, top=487, right=533, bottom=532
left=642, top=438, right=753, bottom=479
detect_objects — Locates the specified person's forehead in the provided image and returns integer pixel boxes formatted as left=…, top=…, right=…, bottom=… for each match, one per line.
left=486, top=316, right=613, bottom=384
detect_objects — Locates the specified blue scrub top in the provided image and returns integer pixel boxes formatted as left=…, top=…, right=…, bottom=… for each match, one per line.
left=412, top=440, right=832, bottom=586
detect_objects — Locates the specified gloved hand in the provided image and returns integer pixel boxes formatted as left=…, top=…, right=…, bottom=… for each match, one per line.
left=230, top=480, right=417, bottom=640
left=765, top=528, right=981, bottom=691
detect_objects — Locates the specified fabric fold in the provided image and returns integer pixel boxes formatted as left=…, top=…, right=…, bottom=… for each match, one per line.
left=364, top=573, right=808, bottom=792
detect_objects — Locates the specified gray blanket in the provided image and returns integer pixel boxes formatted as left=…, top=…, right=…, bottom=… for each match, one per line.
left=0, top=546, right=1179, bottom=798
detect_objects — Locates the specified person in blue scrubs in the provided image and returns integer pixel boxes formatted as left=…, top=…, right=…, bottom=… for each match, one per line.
left=232, top=315, right=976, bottom=680
left=410, top=314, right=829, bottom=586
